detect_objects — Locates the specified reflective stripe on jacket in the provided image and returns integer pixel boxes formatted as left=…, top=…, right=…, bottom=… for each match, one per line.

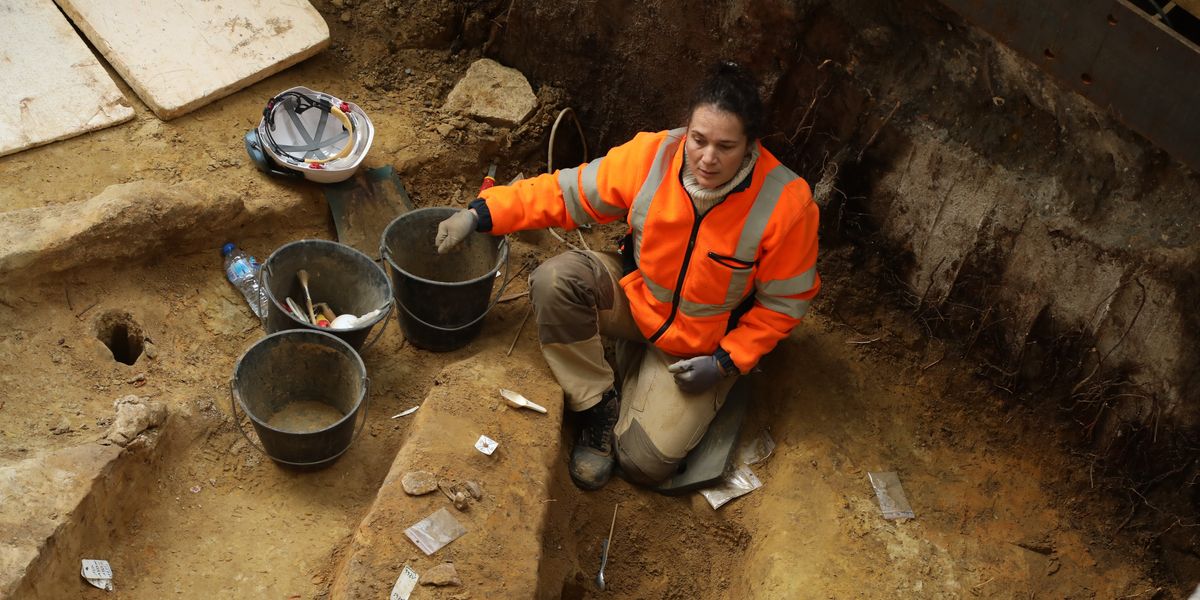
left=479, top=128, right=820, bottom=372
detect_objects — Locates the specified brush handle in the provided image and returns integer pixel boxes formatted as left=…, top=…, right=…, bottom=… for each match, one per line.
left=296, top=269, right=317, bottom=324
left=314, top=302, right=337, bottom=321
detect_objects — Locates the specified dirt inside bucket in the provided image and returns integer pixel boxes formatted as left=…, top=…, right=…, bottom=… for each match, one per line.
left=265, top=399, right=346, bottom=433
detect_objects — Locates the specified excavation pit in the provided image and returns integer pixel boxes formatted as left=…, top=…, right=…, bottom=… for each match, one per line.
left=1, top=0, right=1195, bottom=597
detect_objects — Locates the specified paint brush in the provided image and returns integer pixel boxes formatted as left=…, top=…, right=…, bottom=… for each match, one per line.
left=296, top=269, right=317, bottom=324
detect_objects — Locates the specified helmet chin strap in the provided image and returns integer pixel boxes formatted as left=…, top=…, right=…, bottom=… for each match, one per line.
left=303, top=105, right=355, bottom=164
left=261, top=91, right=357, bottom=166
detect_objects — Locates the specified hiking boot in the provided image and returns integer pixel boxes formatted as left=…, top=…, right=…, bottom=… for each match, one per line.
left=569, top=389, right=620, bottom=490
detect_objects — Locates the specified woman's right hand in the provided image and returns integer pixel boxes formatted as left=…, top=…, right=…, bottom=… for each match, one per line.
left=435, top=209, right=479, bottom=254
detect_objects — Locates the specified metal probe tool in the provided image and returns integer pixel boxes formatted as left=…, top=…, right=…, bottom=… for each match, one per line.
left=596, top=503, right=619, bottom=591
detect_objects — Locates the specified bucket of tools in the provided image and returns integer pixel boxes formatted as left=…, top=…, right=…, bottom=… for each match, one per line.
left=260, top=239, right=392, bottom=352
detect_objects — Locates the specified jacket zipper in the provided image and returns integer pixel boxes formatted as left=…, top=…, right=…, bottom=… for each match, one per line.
left=649, top=200, right=705, bottom=343
left=706, top=251, right=755, bottom=269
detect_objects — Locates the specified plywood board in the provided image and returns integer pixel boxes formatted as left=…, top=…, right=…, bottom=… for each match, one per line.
left=0, top=0, right=134, bottom=159
left=54, top=0, right=330, bottom=120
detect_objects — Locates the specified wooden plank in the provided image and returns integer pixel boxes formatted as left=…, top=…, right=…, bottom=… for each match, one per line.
left=54, top=0, right=330, bottom=120
left=0, top=0, right=133, bottom=159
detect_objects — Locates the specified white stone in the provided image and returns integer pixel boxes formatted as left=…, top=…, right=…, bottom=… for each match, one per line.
left=0, top=0, right=133, bottom=158
left=54, top=0, right=330, bottom=119
left=443, top=59, right=537, bottom=127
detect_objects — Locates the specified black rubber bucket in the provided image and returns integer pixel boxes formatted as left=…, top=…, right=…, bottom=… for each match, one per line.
left=260, top=239, right=392, bottom=352
left=230, top=329, right=369, bottom=469
left=381, top=207, right=509, bottom=352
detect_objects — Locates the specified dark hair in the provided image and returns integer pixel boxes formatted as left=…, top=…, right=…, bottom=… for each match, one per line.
left=687, top=61, right=764, bottom=142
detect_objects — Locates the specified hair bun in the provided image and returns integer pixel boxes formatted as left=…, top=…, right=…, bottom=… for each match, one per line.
left=715, top=60, right=743, bottom=76
left=689, top=60, right=765, bottom=141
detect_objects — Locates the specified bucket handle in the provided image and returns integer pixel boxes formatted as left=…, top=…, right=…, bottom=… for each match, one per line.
left=228, top=377, right=371, bottom=468
left=260, top=261, right=280, bottom=328
left=358, top=300, right=394, bottom=353
left=380, top=236, right=515, bottom=334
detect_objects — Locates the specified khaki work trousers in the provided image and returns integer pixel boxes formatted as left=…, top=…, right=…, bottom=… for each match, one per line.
left=528, top=250, right=737, bottom=485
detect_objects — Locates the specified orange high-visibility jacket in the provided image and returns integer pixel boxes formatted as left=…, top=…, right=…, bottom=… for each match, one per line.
left=478, top=128, right=819, bottom=373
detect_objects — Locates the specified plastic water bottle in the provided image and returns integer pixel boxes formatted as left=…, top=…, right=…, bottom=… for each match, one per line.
left=221, top=243, right=267, bottom=319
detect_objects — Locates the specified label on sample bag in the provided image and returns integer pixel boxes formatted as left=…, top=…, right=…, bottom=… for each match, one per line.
left=81, top=559, right=114, bottom=591
left=389, top=564, right=419, bottom=600
left=475, top=434, right=498, bottom=455
left=868, top=471, right=916, bottom=520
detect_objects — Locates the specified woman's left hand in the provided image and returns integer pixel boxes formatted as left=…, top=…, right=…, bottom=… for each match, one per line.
left=667, top=354, right=727, bottom=393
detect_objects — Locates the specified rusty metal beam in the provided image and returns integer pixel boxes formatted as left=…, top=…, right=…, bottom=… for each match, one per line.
left=938, top=0, right=1200, bottom=172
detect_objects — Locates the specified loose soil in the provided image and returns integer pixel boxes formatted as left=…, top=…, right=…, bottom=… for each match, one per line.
left=266, top=400, right=346, bottom=433
left=0, top=0, right=1178, bottom=597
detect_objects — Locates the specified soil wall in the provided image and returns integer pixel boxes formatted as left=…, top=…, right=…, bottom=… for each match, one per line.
left=481, top=0, right=1200, bottom=575
left=334, top=0, right=1200, bottom=580
left=482, top=0, right=1199, bottom=451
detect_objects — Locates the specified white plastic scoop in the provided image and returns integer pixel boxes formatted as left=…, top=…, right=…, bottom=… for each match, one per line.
left=329, top=307, right=386, bottom=330
left=499, top=389, right=547, bottom=414
left=329, top=314, right=358, bottom=329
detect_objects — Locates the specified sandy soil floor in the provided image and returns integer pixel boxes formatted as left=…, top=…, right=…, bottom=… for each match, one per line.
left=0, top=231, right=1160, bottom=597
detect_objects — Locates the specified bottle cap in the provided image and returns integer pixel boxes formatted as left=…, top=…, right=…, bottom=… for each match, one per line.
left=221, top=242, right=235, bottom=256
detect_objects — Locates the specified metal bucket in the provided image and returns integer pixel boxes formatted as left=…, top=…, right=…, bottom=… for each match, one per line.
left=230, top=329, right=369, bottom=469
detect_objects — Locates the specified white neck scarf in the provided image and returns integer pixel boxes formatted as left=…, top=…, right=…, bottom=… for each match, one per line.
left=681, top=143, right=760, bottom=215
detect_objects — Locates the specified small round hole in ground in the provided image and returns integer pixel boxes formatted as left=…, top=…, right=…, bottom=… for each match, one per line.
left=1043, top=48, right=1056, bottom=60
left=1108, top=14, right=1118, bottom=25
left=1081, top=73, right=1094, bottom=85
left=95, top=310, right=145, bottom=365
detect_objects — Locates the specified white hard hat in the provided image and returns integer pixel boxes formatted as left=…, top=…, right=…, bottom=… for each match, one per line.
left=244, top=86, right=374, bottom=184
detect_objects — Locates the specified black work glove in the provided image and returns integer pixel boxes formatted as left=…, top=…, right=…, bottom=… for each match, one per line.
left=667, top=354, right=728, bottom=394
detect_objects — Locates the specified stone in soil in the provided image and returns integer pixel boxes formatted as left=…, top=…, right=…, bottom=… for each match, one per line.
left=463, top=480, right=482, bottom=500
left=106, top=394, right=166, bottom=447
left=401, top=471, right=438, bottom=496
left=420, top=563, right=461, bottom=587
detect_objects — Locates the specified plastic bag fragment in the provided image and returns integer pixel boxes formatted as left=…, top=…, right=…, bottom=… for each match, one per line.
left=405, top=507, right=467, bottom=555
left=868, top=471, right=915, bottom=519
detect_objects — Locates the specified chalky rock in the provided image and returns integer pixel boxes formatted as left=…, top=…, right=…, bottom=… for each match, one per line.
left=401, top=471, right=438, bottom=496
left=420, top=563, right=461, bottom=587
left=105, top=394, right=166, bottom=447
left=443, top=59, right=536, bottom=127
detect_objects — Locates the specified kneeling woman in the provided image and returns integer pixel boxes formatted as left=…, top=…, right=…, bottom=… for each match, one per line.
left=435, top=61, right=820, bottom=490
